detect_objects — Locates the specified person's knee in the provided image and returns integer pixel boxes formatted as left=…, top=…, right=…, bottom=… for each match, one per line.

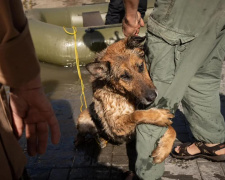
left=136, top=124, right=168, bottom=139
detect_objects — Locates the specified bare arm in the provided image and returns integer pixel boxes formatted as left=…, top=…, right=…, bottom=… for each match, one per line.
left=122, top=0, right=145, bottom=37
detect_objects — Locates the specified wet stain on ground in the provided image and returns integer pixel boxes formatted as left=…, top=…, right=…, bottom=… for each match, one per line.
left=163, top=171, right=199, bottom=180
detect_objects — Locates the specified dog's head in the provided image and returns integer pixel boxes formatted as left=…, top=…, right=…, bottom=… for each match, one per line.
left=86, top=36, right=157, bottom=105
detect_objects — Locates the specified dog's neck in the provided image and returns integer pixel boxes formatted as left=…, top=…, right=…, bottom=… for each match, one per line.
left=91, top=79, right=135, bottom=105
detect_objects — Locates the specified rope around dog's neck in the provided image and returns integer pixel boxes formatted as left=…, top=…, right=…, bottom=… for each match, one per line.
left=63, top=26, right=87, bottom=112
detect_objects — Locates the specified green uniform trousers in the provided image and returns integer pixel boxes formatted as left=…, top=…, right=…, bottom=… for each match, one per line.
left=135, top=0, right=225, bottom=179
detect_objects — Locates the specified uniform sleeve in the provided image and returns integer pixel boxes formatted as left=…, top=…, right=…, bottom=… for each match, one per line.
left=0, top=0, right=40, bottom=88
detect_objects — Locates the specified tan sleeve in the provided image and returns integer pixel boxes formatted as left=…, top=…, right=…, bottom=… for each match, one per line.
left=0, top=0, right=40, bottom=88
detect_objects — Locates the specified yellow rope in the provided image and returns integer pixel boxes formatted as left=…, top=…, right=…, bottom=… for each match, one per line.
left=63, top=26, right=87, bottom=112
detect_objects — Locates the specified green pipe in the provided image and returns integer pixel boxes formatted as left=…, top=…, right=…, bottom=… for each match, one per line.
left=29, top=19, right=147, bottom=67
left=26, top=3, right=110, bottom=27
left=27, top=1, right=154, bottom=66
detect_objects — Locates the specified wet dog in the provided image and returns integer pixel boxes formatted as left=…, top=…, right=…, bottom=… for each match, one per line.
left=76, top=36, right=176, bottom=163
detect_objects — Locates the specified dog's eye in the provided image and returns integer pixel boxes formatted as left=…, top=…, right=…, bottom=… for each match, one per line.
left=120, top=71, right=132, bottom=81
left=138, top=62, right=144, bottom=73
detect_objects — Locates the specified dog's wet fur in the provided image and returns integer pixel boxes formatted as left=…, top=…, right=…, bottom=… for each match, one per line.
left=76, top=36, right=176, bottom=163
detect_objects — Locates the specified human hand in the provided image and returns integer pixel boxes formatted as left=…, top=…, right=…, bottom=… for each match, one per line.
left=122, top=11, right=145, bottom=37
left=9, top=76, right=61, bottom=156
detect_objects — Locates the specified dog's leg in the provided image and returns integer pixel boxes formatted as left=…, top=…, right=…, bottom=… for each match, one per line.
left=110, top=108, right=173, bottom=137
left=131, top=109, right=176, bottom=164
left=131, top=108, right=174, bottom=126
left=110, top=111, right=175, bottom=163
left=75, top=109, right=98, bottom=146
left=152, top=125, right=176, bottom=163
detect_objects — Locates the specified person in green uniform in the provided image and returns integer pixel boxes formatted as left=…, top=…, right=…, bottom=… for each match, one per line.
left=122, top=0, right=225, bottom=179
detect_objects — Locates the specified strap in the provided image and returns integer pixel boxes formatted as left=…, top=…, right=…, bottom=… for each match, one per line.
left=89, top=102, right=109, bottom=141
left=195, top=142, right=225, bottom=156
left=177, top=143, right=192, bottom=156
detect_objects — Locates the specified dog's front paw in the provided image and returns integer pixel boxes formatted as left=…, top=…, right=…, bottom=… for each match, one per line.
left=95, top=135, right=108, bottom=149
left=150, top=108, right=174, bottom=126
left=151, top=126, right=176, bottom=163
left=152, top=142, right=171, bottom=163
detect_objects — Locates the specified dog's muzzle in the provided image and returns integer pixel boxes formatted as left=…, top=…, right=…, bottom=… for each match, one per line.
left=141, top=89, right=158, bottom=105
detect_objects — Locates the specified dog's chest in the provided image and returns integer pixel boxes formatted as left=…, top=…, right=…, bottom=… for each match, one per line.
left=93, top=89, right=134, bottom=137
left=94, top=90, right=134, bottom=118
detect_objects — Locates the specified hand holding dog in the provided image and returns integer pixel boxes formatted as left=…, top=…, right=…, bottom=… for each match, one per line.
left=9, top=75, right=61, bottom=156
left=122, top=11, right=145, bottom=37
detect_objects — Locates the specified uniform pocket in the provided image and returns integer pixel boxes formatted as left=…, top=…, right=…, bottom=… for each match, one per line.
left=145, top=17, right=196, bottom=84
left=146, top=32, right=191, bottom=84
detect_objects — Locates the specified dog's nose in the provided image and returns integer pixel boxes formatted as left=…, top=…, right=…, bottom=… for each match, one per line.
left=145, top=90, right=157, bottom=103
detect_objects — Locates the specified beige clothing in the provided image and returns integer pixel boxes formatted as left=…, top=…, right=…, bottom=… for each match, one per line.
left=0, top=0, right=40, bottom=179
left=0, top=0, right=40, bottom=88
left=0, top=85, right=26, bottom=180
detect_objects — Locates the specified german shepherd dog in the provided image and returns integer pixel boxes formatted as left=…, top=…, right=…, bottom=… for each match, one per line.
left=76, top=36, right=176, bottom=163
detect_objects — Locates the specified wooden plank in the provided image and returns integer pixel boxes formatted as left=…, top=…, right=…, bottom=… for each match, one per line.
left=82, top=11, right=104, bottom=27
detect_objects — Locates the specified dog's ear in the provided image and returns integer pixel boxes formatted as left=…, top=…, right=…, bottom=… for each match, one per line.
left=86, top=61, right=110, bottom=79
left=126, top=36, right=146, bottom=49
